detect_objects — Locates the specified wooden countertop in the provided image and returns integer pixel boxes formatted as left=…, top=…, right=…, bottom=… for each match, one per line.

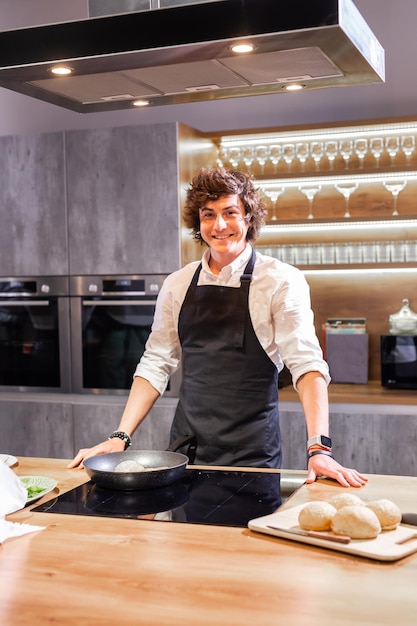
left=3, top=457, right=417, bottom=626
left=280, top=379, right=417, bottom=405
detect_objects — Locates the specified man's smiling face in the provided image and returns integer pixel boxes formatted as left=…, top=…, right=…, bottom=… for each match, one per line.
left=199, top=194, right=249, bottom=263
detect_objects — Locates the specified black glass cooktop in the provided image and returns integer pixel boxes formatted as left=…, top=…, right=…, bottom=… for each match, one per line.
left=33, top=469, right=290, bottom=528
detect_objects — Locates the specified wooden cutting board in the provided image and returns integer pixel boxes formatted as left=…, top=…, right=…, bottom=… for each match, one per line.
left=248, top=503, right=417, bottom=561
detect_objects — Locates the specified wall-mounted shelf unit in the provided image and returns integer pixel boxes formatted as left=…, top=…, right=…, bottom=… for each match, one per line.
left=179, top=118, right=417, bottom=382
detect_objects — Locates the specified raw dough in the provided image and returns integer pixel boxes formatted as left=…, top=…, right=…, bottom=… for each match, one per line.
left=366, top=499, right=402, bottom=531
left=331, top=505, right=381, bottom=539
left=114, top=460, right=146, bottom=473
left=328, top=493, right=364, bottom=510
left=298, top=501, right=337, bottom=531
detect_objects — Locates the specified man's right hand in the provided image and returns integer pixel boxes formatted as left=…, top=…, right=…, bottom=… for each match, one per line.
left=67, top=437, right=126, bottom=469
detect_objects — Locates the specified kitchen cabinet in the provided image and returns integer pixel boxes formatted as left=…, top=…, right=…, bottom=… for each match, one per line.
left=0, top=132, right=67, bottom=275
left=66, top=122, right=181, bottom=275
left=0, top=394, right=177, bottom=459
left=1, top=393, right=417, bottom=476
left=279, top=400, right=417, bottom=476
left=0, top=122, right=183, bottom=277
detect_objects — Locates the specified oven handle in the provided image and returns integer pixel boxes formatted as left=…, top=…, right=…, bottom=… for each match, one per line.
left=0, top=300, right=51, bottom=306
left=82, top=299, right=157, bottom=306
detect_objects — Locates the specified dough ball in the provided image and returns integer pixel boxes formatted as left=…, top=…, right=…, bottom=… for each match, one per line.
left=114, top=460, right=145, bottom=473
left=328, top=493, right=365, bottom=510
left=298, top=501, right=337, bottom=531
left=366, top=499, right=402, bottom=531
left=331, top=505, right=381, bottom=539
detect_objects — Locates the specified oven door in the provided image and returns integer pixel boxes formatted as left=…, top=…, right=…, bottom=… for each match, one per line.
left=0, top=295, right=71, bottom=392
left=70, top=295, right=180, bottom=396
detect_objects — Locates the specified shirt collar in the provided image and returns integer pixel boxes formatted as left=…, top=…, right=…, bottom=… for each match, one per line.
left=202, top=243, right=252, bottom=276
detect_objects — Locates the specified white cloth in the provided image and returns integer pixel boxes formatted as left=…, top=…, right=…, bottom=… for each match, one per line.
left=135, top=243, right=330, bottom=394
left=0, top=461, right=27, bottom=517
left=0, top=461, right=45, bottom=543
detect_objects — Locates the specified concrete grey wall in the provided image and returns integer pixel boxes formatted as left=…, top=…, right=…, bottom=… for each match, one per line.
left=2, top=395, right=417, bottom=476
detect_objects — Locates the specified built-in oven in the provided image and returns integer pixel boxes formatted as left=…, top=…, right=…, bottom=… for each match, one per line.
left=69, top=275, right=180, bottom=396
left=0, top=276, right=71, bottom=392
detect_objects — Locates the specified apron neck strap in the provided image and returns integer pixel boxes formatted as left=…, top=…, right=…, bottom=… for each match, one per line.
left=240, top=247, right=256, bottom=285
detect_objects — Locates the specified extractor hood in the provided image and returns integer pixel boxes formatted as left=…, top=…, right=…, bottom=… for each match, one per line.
left=0, top=0, right=384, bottom=113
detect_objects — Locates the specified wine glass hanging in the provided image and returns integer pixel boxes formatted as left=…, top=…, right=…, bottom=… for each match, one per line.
left=339, top=140, right=353, bottom=169
left=383, top=180, right=407, bottom=216
left=241, top=146, right=255, bottom=169
left=255, top=145, right=268, bottom=172
left=370, top=137, right=384, bottom=167
left=385, top=137, right=400, bottom=165
left=354, top=138, right=368, bottom=168
left=310, top=141, right=324, bottom=170
left=269, top=145, right=282, bottom=171
left=299, top=184, right=322, bottom=220
left=263, top=187, right=285, bottom=221
left=325, top=141, right=338, bottom=170
left=335, top=182, right=358, bottom=218
left=401, top=135, right=415, bottom=164
left=228, top=147, right=241, bottom=168
left=295, top=142, right=309, bottom=171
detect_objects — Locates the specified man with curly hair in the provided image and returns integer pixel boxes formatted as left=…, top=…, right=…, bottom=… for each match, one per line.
left=70, top=167, right=367, bottom=488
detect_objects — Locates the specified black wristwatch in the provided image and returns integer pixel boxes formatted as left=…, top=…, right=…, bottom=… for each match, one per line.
left=307, top=435, right=332, bottom=450
left=108, top=431, right=132, bottom=450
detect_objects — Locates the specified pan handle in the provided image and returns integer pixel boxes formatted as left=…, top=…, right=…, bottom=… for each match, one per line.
left=167, top=434, right=197, bottom=464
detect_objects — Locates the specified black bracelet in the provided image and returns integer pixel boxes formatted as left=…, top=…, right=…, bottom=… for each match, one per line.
left=108, top=431, right=132, bottom=450
left=308, top=449, right=334, bottom=459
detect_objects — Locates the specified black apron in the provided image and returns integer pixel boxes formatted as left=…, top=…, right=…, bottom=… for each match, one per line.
left=170, top=249, right=281, bottom=468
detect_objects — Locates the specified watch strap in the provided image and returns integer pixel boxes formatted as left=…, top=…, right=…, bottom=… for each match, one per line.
left=108, top=431, right=132, bottom=450
left=308, top=449, right=334, bottom=459
left=307, top=434, right=332, bottom=450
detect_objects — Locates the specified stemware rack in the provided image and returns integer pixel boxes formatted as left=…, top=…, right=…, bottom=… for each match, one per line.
left=212, top=118, right=417, bottom=269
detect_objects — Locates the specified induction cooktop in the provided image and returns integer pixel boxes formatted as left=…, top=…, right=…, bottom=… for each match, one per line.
left=32, top=468, right=301, bottom=528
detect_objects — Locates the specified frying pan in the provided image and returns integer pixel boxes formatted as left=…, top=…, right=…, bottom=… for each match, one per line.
left=83, top=434, right=196, bottom=491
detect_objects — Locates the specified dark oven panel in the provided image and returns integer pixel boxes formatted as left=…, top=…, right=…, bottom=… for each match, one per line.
left=69, top=275, right=180, bottom=396
left=0, top=276, right=71, bottom=392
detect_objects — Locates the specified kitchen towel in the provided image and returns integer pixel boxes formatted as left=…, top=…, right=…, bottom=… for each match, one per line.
left=0, top=461, right=45, bottom=543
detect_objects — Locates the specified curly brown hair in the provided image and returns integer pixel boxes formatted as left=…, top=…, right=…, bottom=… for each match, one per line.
left=183, top=167, right=267, bottom=243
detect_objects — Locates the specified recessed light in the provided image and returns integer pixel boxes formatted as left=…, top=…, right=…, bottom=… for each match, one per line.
left=132, top=99, right=150, bottom=107
left=231, top=43, right=255, bottom=54
left=284, top=83, right=305, bottom=91
left=50, top=66, right=73, bottom=76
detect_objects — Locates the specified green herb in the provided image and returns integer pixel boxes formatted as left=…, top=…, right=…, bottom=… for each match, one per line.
left=26, top=485, right=45, bottom=498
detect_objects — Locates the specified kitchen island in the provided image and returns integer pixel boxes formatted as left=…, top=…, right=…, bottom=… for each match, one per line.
left=3, top=457, right=417, bottom=626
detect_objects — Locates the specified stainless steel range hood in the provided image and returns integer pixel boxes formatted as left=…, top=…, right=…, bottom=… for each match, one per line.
left=0, top=0, right=384, bottom=113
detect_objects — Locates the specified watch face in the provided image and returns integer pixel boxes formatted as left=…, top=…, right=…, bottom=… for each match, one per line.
left=321, top=435, right=332, bottom=448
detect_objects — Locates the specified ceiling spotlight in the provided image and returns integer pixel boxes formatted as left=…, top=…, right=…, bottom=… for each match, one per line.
left=132, top=99, right=150, bottom=107
left=231, top=43, right=255, bottom=54
left=50, top=66, right=73, bottom=76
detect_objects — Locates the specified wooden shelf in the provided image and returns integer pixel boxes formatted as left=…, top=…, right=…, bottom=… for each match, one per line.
left=279, top=380, right=417, bottom=406
left=295, top=262, right=417, bottom=271
left=180, top=119, right=417, bottom=384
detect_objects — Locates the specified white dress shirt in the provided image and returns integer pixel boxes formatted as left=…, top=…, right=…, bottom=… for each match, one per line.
left=134, top=243, right=330, bottom=394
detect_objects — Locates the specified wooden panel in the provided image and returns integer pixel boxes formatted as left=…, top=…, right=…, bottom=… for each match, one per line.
left=306, top=270, right=415, bottom=381
left=280, top=380, right=417, bottom=405
left=5, top=459, right=417, bottom=626
left=178, top=123, right=218, bottom=265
